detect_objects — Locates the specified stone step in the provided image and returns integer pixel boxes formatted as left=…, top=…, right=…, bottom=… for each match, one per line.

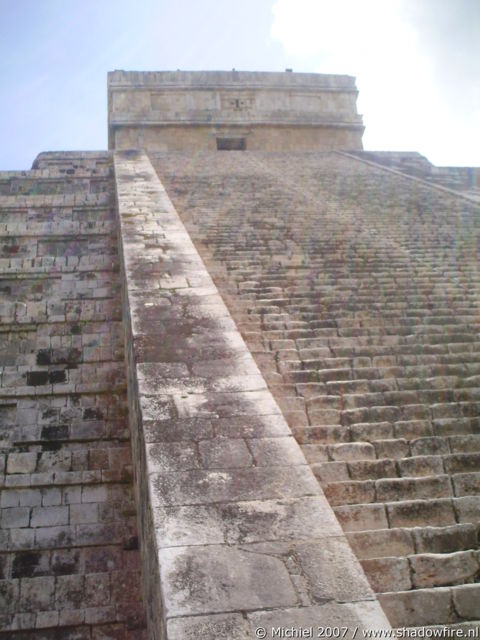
left=312, top=452, right=480, bottom=481
left=347, top=524, right=478, bottom=559
left=362, top=550, right=480, bottom=593
left=324, top=475, right=453, bottom=506
left=322, top=470, right=480, bottom=506
left=336, top=496, right=480, bottom=532
left=401, top=621, right=480, bottom=633
left=378, top=583, right=480, bottom=627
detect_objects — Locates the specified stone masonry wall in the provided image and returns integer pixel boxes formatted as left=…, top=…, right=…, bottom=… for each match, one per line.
left=151, top=149, right=480, bottom=630
left=113, top=124, right=362, bottom=154
left=108, top=70, right=364, bottom=152
left=0, top=153, right=147, bottom=638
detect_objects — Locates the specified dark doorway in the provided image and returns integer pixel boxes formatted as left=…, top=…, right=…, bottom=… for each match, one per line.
left=216, top=137, right=246, bottom=151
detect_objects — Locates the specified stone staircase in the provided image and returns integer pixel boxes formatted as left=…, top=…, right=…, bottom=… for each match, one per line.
left=349, top=151, right=480, bottom=201
left=152, top=149, right=480, bottom=630
left=0, top=153, right=147, bottom=638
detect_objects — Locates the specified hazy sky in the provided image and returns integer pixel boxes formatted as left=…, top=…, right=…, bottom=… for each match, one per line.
left=0, top=0, right=478, bottom=170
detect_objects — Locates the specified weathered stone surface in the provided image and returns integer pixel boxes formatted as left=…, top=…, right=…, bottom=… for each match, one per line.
left=412, top=524, right=478, bottom=554
left=159, top=545, right=298, bottom=616
left=335, top=504, right=389, bottom=531
left=409, top=551, right=479, bottom=588
left=152, top=145, right=480, bottom=632
left=387, top=499, right=456, bottom=528
left=109, top=70, right=364, bottom=152
left=153, top=495, right=343, bottom=547
left=347, top=528, right=415, bottom=560
left=151, top=466, right=319, bottom=506
left=198, top=438, right=253, bottom=468
left=167, top=613, right=252, bottom=639
left=452, top=584, right=480, bottom=619
left=292, top=538, right=375, bottom=603
left=115, top=150, right=390, bottom=637
left=248, top=601, right=391, bottom=638
left=361, top=557, right=412, bottom=593
left=378, top=588, right=453, bottom=627
left=0, top=154, right=146, bottom=637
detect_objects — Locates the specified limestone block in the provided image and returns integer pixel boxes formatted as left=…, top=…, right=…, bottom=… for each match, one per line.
left=30, top=506, right=68, bottom=528
left=387, top=499, right=456, bottom=528
left=293, top=538, right=374, bottom=602
left=146, top=442, right=200, bottom=473
left=452, top=584, right=480, bottom=619
left=455, top=496, right=480, bottom=523
left=300, top=444, right=329, bottom=463
left=395, top=421, right=434, bottom=440
left=58, top=609, right=85, bottom=626
left=159, top=545, right=298, bottom=617
left=151, top=466, right=319, bottom=507
left=411, top=437, right=449, bottom=456
left=349, top=459, right=397, bottom=481
left=412, top=524, right=477, bottom=554
left=248, top=601, right=391, bottom=638
left=35, top=610, right=59, bottom=628
left=152, top=504, right=225, bottom=547
left=70, top=503, right=98, bottom=525
left=324, top=480, right=375, bottom=506
left=376, top=476, right=452, bottom=502
left=378, top=587, right=452, bottom=627
left=19, top=576, right=55, bottom=611
left=167, top=613, right=251, bottom=640
left=330, top=442, right=376, bottom=461
left=374, top=439, right=410, bottom=459
left=312, top=461, right=350, bottom=483
left=198, top=438, right=253, bottom=469
left=55, top=574, right=85, bottom=609
left=0, top=579, right=19, bottom=613
left=351, top=422, right=394, bottom=441
left=347, top=529, right=415, bottom=560
left=398, top=455, right=445, bottom=477
left=34, top=525, right=74, bottom=549
left=334, top=504, right=389, bottom=532
left=452, top=472, right=480, bottom=496
left=84, top=606, right=116, bottom=625
left=247, top=437, right=306, bottom=467
left=1, top=507, right=30, bottom=529
left=409, top=551, right=479, bottom=588
left=2, top=489, right=41, bottom=508
left=7, top=453, right=37, bottom=474
left=361, top=557, right=412, bottom=593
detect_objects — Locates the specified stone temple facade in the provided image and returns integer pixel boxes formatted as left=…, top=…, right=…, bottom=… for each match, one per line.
left=1, top=70, right=480, bottom=639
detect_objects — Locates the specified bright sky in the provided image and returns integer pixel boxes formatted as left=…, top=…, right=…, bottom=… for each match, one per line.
left=0, top=0, right=478, bottom=170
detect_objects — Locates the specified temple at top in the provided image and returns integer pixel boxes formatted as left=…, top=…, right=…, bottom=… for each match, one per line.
left=108, top=69, right=364, bottom=151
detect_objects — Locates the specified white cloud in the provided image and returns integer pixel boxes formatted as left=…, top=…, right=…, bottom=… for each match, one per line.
left=271, top=0, right=479, bottom=166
